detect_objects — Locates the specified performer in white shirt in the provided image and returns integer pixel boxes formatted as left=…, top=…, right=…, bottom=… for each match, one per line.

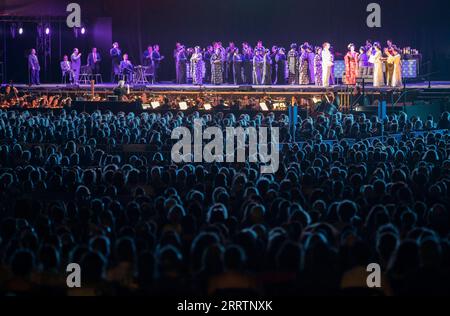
left=60, top=55, right=74, bottom=83
left=321, top=42, right=334, bottom=88
left=71, top=48, right=82, bottom=83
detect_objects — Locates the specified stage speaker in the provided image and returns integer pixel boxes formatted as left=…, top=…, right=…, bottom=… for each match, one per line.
left=107, top=95, right=119, bottom=102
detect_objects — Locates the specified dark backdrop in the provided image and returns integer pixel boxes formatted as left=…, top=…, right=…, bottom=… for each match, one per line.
left=2, top=0, right=450, bottom=82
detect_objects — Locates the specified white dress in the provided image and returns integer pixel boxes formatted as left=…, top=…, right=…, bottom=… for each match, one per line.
left=391, top=54, right=403, bottom=88
left=373, top=50, right=384, bottom=87
left=321, top=49, right=333, bottom=87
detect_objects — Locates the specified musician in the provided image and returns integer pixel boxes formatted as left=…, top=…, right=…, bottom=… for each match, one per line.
left=143, top=45, right=154, bottom=67
left=120, top=54, right=134, bottom=83
left=87, top=47, right=102, bottom=76
left=110, top=42, right=122, bottom=82
left=71, top=48, right=82, bottom=83
left=60, top=55, right=73, bottom=83
left=28, top=49, right=40, bottom=86
left=152, top=45, right=164, bottom=83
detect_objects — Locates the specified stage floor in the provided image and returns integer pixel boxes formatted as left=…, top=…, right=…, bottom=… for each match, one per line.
left=4, top=81, right=450, bottom=94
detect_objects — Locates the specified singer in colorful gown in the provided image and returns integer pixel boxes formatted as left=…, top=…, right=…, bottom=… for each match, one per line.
left=314, top=47, right=323, bottom=86
left=211, top=48, right=223, bottom=85
left=391, top=46, right=403, bottom=88
left=372, top=43, right=385, bottom=87
left=190, top=47, right=203, bottom=85
left=299, top=45, right=310, bottom=85
left=253, top=50, right=264, bottom=85
left=344, top=43, right=359, bottom=85
left=287, top=44, right=299, bottom=85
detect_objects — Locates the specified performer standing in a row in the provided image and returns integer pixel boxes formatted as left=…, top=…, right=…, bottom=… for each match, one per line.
left=190, top=46, right=203, bottom=85
left=211, top=48, right=223, bottom=85
left=299, top=45, right=310, bottom=85
left=384, top=40, right=395, bottom=86
left=314, top=46, right=322, bottom=86
left=110, top=42, right=122, bottom=82
left=204, top=46, right=213, bottom=84
left=287, top=44, right=298, bottom=85
left=233, top=48, right=244, bottom=85
left=226, top=42, right=236, bottom=84
left=275, top=48, right=286, bottom=85
left=28, top=49, right=41, bottom=85
left=344, top=43, right=359, bottom=85
left=176, top=46, right=188, bottom=84
left=152, top=45, right=164, bottom=83
left=391, top=46, right=403, bottom=88
left=253, top=50, right=264, bottom=85
left=263, top=49, right=272, bottom=85
left=372, top=42, right=384, bottom=87
left=71, top=48, right=81, bottom=83
left=87, top=48, right=101, bottom=77
left=243, top=44, right=253, bottom=85
left=321, top=42, right=333, bottom=88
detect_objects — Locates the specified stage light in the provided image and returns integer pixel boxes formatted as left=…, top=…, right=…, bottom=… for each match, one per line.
left=151, top=101, right=161, bottom=109
left=259, top=102, right=269, bottom=111
left=204, top=103, right=212, bottom=110
left=18, top=27, right=24, bottom=35
left=81, top=27, right=86, bottom=35
left=45, top=27, right=50, bottom=35
left=179, top=102, right=188, bottom=110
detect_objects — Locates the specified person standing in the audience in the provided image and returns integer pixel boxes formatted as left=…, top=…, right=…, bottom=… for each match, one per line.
left=110, top=42, right=122, bottom=83
left=321, top=42, right=333, bottom=88
left=71, top=48, right=81, bottom=84
left=372, top=42, right=385, bottom=87
left=28, top=49, right=40, bottom=86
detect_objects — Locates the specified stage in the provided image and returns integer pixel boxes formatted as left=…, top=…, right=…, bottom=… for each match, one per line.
left=5, top=81, right=450, bottom=94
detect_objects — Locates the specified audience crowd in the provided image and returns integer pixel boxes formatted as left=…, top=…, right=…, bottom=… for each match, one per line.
left=0, top=102, right=450, bottom=296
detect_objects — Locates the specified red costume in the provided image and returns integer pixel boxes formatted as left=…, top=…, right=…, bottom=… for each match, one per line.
left=345, top=51, right=359, bottom=85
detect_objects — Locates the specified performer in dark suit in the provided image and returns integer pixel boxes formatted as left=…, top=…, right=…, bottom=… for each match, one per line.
left=176, top=46, right=188, bottom=84
left=28, top=49, right=40, bottom=85
left=152, top=44, right=164, bottom=83
left=87, top=47, right=102, bottom=76
left=120, top=54, right=134, bottom=83
left=203, top=46, right=213, bottom=84
left=110, top=42, right=122, bottom=83
left=60, top=55, right=73, bottom=83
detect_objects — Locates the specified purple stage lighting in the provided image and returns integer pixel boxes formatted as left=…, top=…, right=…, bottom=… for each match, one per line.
left=19, top=27, right=24, bottom=35
left=45, top=27, right=50, bottom=35
left=81, top=27, right=86, bottom=35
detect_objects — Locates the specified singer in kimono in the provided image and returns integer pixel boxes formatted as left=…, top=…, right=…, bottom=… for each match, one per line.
left=28, top=49, right=40, bottom=85
left=391, top=46, right=403, bottom=88
left=299, top=45, right=310, bottom=85
left=307, top=45, right=315, bottom=84
left=211, top=48, right=223, bottom=85
left=344, top=43, right=359, bottom=85
left=372, top=42, right=385, bottom=87
left=176, top=46, right=188, bottom=84
left=253, top=50, right=264, bottom=85
left=263, top=49, right=272, bottom=85
left=275, top=48, right=287, bottom=85
left=321, top=42, right=333, bottom=88
left=190, top=46, right=203, bottom=85
left=233, top=48, right=244, bottom=85
left=314, top=47, right=323, bottom=86
left=287, top=44, right=299, bottom=85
